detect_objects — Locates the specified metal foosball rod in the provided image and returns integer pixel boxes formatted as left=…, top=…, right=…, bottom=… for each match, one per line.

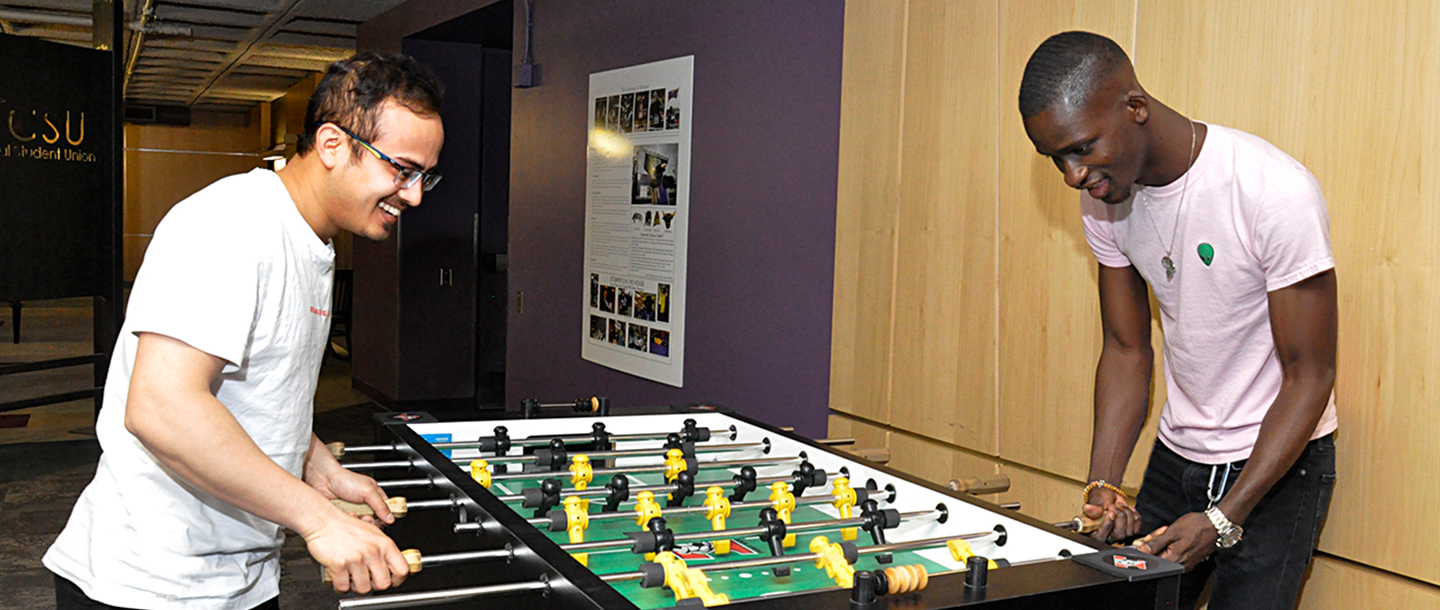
left=567, top=506, right=950, bottom=555
left=326, top=418, right=735, bottom=458
left=525, top=474, right=885, bottom=536
left=335, top=577, right=551, bottom=610
left=1053, top=514, right=1103, bottom=534
left=390, top=507, right=961, bottom=576
left=376, top=474, right=441, bottom=491
left=494, top=459, right=841, bottom=518
left=341, top=439, right=770, bottom=473
left=484, top=453, right=798, bottom=484
left=364, top=469, right=840, bottom=523
left=521, top=395, right=610, bottom=418
left=600, top=527, right=1008, bottom=584
left=466, top=438, right=771, bottom=467
left=450, top=477, right=791, bottom=532
left=527, top=485, right=854, bottom=528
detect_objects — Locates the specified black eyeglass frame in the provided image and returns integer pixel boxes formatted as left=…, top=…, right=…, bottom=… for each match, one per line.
left=333, top=123, right=442, bottom=192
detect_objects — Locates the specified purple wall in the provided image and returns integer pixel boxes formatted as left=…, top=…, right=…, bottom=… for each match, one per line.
left=508, top=1, right=843, bottom=437
left=363, top=0, right=844, bottom=437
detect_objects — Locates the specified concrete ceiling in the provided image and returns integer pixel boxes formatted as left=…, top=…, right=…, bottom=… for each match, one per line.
left=0, top=0, right=409, bottom=113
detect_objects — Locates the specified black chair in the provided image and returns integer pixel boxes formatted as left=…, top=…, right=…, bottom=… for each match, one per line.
left=326, top=270, right=352, bottom=361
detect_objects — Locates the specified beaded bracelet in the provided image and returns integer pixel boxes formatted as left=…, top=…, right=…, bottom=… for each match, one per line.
left=1082, top=480, right=1129, bottom=505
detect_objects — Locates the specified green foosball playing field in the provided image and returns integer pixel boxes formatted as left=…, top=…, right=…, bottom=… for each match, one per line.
left=488, top=470, right=967, bottom=609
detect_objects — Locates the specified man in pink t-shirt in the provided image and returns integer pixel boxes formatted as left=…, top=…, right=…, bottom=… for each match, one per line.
left=1018, top=32, right=1338, bottom=610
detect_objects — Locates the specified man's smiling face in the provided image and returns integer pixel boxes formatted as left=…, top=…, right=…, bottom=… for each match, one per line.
left=1023, top=89, right=1147, bottom=205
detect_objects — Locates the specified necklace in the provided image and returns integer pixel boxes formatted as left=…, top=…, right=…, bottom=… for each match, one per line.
left=1145, top=120, right=1197, bottom=281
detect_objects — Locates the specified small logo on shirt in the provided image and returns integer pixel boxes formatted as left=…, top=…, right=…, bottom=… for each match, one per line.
left=1198, top=243, right=1215, bottom=266
left=309, top=306, right=330, bottom=317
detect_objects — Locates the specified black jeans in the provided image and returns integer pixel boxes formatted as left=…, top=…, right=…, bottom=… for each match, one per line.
left=54, top=574, right=279, bottom=610
left=1135, top=434, right=1336, bottom=610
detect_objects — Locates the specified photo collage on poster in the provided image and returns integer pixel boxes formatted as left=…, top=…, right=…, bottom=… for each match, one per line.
left=590, top=273, right=671, bottom=358
left=594, top=87, right=681, bottom=136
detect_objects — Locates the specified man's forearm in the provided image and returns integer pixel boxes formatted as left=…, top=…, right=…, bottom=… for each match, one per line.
left=129, top=389, right=337, bottom=538
left=1215, top=370, right=1333, bottom=525
left=1089, top=345, right=1154, bottom=484
left=305, top=434, right=345, bottom=487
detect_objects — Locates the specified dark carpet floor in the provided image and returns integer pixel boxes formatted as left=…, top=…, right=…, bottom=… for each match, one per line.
left=0, top=401, right=391, bottom=610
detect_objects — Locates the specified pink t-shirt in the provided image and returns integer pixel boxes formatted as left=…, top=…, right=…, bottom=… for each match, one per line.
left=1081, top=123, right=1338, bottom=464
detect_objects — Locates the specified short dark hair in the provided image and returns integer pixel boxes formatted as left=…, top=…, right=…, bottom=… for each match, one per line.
left=1018, top=31, right=1129, bottom=118
left=295, top=51, right=445, bottom=158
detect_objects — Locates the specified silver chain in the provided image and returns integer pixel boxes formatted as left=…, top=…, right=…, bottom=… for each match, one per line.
left=1144, top=120, right=1198, bottom=259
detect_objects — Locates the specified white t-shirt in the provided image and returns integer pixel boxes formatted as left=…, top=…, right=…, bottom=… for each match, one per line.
left=1081, top=123, right=1339, bottom=464
left=44, top=169, right=335, bottom=609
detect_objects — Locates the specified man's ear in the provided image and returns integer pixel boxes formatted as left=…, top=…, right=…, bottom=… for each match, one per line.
left=313, top=123, right=349, bottom=170
left=1126, top=91, right=1150, bottom=125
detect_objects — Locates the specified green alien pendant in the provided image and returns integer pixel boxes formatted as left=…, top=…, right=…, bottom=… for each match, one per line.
left=1198, top=243, right=1215, bottom=266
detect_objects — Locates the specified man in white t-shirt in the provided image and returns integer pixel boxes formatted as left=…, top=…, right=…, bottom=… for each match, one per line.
left=44, top=52, right=445, bottom=609
left=1018, top=32, right=1338, bottom=609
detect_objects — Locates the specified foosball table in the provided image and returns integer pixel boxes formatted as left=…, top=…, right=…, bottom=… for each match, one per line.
left=324, top=404, right=1181, bottom=609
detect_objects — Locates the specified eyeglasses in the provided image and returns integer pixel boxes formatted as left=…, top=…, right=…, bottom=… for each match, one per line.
left=334, top=124, right=442, bottom=192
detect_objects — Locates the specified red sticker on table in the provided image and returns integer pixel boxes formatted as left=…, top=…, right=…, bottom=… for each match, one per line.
left=1113, top=556, right=1148, bottom=570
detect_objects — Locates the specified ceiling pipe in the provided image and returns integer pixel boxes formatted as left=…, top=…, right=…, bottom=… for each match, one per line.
left=0, top=9, right=90, bottom=27
left=0, top=7, right=187, bottom=35
left=123, top=0, right=157, bottom=97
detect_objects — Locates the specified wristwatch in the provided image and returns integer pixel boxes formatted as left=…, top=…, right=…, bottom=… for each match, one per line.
left=1205, top=506, right=1244, bottom=549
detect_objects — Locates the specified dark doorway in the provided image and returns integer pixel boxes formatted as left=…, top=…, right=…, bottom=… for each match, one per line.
left=350, top=1, right=512, bottom=412
left=406, top=1, right=513, bottom=410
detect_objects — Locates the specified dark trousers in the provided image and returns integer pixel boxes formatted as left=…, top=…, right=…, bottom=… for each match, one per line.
left=54, top=574, right=280, bottom=610
left=1135, top=434, right=1336, bottom=610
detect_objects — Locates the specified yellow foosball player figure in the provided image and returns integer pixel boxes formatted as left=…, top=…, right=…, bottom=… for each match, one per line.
left=831, top=476, right=858, bottom=541
left=643, top=551, right=729, bottom=607
left=634, top=491, right=664, bottom=560
left=470, top=459, right=491, bottom=488
left=569, top=454, right=593, bottom=491
left=563, top=495, right=591, bottom=566
left=703, top=486, right=732, bottom=554
left=768, top=481, right=797, bottom=547
left=809, top=536, right=856, bottom=588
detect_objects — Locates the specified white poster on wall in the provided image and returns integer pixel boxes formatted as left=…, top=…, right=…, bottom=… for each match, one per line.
left=582, top=56, right=692, bottom=387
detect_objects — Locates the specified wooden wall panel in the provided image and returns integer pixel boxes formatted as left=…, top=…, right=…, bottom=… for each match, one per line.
left=887, top=0, right=999, bottom=453
left=827, top=412, right=890, bottom=457
left=123, top=116, right=264, bottom=280
left=996, top=465, right=1086, bottom=532
left=888, top=430, right=1002, bottom=503
left=1136, top=0, right=1440, bottom=587
left=835, top=0, right=1440, bottom=596
left=828, top=0, right=909, bottom=424
left=995, top=0, right=1139, bottom=481
left=1297, top=556, right=1440, bottom=610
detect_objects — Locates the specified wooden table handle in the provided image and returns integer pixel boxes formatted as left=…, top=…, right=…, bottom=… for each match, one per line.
left=321, top=549, right=422, bottom=583
left=332, top=497, right=409, bottom=519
